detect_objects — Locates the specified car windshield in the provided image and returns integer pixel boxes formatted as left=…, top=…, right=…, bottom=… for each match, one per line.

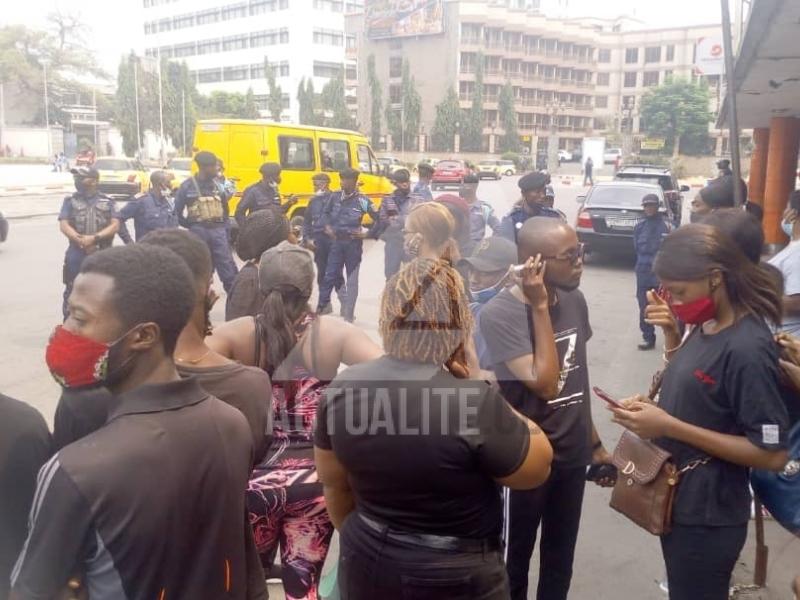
left=587, top=186, right=662, bottom=208
left=617, top=173, right=674, bottom=190
left=168, top=159, right=191, bottom=171
left=438, top=161, right=461, bottom=169
left=94, top=159, right=132, bottom=170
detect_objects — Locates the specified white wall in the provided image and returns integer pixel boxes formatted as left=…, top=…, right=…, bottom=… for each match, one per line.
left=1, top=127, right=64, bottom=158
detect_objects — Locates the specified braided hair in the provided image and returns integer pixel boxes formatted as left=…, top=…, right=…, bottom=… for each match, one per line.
left=236, top=207, right=290, bottom=262
left=380, top=258, right=473, bottom=374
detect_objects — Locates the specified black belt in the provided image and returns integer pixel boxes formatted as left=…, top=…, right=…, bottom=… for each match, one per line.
left=358, top=514, right=501, bottom=554
left=188, top=220, right=226, bottom=227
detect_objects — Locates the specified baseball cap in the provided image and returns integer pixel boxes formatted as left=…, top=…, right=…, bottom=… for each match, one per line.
left=70, top=166, right=99, bottom=180
left=519, top=171, right=550, bottom=192
left=259, top=241, right=315, bottom=298
left=460, top=237, right=518, bottom=272
left=194, top=151, right=218, bottom=168
left=641, top=194, right=660, bottom=206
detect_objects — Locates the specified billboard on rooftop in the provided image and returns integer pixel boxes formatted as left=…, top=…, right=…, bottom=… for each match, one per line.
left=365, top=0, right=444, bottom=39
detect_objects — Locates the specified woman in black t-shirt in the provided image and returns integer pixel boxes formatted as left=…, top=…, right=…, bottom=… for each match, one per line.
left=610, top=224, right=791, bottom=600
left=315, top=258, right=553, bottom=600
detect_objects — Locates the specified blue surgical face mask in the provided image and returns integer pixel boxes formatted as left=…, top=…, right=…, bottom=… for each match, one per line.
left=471, top=277, right=508, bottom=304
left=782, top=221, right=795, bottom=238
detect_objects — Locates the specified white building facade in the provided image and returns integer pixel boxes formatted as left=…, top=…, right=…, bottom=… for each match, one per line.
left=140, top=0, right=363, bottom=122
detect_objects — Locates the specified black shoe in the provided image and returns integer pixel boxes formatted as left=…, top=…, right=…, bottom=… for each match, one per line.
left=318, top=304, right=332, bottom=315
left=343, top=315, right=355, bottom=324
left=638, top=341, right=656, bottom=351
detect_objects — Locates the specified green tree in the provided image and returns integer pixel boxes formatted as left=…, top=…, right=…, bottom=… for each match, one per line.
left=321, top=71, right=355, bottom=130
left=114, top=53, right=142, bottom=156
left=430, top=87, right=462, bottom=152
left=161, top=60, right=198, bottom=154
left=400, top=60, right=421, bottom=150
left=498, top=81, right=520, bottom=153
left=264, top=58, right=283, bottom=121
left=244, top=87, right=260, bottom=119
left=367, top=54, right=382, bottom=147
left=461, top=52, right=485, bottom=152
left=640, top=78, right=713, bottom=156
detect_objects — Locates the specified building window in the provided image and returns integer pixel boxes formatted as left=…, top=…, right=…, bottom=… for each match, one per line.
left=198, top=68, right=222, bottom=83
left=276, top=61, right=290, bottom=77
left=643, top=71, right=660, bottom=87
left=223, top=66, right=249, bottom=81
left=388, top=84, right=402, bottom=105
left=595, top=96, right=608, bottom=108
left=314, top=0, right=344, bottom=10
left=645, top=46, right=662, bottom=63
left=313, top=61, right=343, bottom=78
left=594, top=117, right=607, bottom=130
left=345, top=1, right=363, bottom=13
left=346, top=35, right=357, bottom=50
left=666, top=45, right=675, bottom=62
left=280, top=29, right=289, bottom=43
left=313, top=29, right=344, bottom=46
left=222, top=35, right=248, bottom=52
left=279, top=137, right=315, bottom=170
left=319, top=139, right=351, bottom=171
left=173, top=15, right=194, bottom=29
left=596, top=72, right=610, bottom=86
left=196, top=9, right=219, bottom=25
left=623, top=72, right=637, bottom=87
left=345, top=64, right=357, bottom=80
left=251, top=63, right=266, bottom=79
left=173, top=43, right=196, bottom=58
left=221, top=3, right=248, bottom=20
left=625, top=48, right=639, bottom=64
left=597, top=48, right=611, bottom=63
left=389, top=56, right=403, bottom=78
left=251, top=0, right=288, bottom=13
left=197, top=40, right=221, bottom=55
left=251, top=29, right=287, bottom=47
left=158, top=18, right=173, bottom=32
left=664, top=70, right=674, bottom=81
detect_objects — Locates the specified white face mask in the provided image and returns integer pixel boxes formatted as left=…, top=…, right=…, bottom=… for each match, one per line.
left=782, top=221, right=795, bottom=238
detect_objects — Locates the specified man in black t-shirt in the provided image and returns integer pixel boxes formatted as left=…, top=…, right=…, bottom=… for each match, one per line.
left=480, top=217, right=613, bottom=600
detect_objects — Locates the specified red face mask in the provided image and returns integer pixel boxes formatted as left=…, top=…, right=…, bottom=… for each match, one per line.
left=670, top=295, right=717, bottom=325
left=45, top=326, right=128, bottom=388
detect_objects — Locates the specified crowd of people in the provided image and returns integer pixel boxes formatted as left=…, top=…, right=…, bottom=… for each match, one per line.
left=1, top=150, right=799, bottom=600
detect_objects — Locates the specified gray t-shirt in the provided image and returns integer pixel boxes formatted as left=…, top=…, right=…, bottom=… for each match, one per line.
left=769, top=241, right=800, bottom=336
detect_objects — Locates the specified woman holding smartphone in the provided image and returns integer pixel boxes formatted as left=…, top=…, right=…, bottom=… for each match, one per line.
left=609, top=224, right=790, bottom=600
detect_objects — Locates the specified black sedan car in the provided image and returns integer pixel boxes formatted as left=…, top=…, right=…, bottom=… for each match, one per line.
left=575, top=181, right=671, bottom=255
left=0, top=211, right=8, bottom=244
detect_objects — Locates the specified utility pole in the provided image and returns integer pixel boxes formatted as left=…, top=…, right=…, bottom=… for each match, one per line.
left=721, top=0, right=743, bottom=207
left=41, top=59, right=52, bottom=157
left=92, top=88, right=98, bottom=149
left=181, top=87, right=187, bottom=155
left=156, top=49, right=165, bottom=162
left=133, top=59, right=142, bottom=158
left=400, top=104, right=405, bottom=157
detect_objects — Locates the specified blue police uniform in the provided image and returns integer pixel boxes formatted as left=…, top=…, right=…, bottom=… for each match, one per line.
left=303, top=191, right=346, bottom=303
left=496, top=204, right=564, bottom=243
left=235, top=180, right=281, bottom=225
left=317, top=190, right=375, bottom=321
left=58, top=193, right=118, bottom=318
left=117, top=191, right=178, bottom=242
left=633, top=214, right=671, bottom=344
left=369, top=190, right=418, bottom=279
left=465, top=200, right=501, bottom=256
left=412, top=180, right=433, bottom=203
left=174, top=175, right=238, bottom=293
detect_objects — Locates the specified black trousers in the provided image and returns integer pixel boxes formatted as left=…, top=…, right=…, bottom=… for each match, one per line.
left=339, top=513, right=509, bottom=600
left=660, top=524, right=747, bottom=600
left=505, top=465, right=586, bottom=600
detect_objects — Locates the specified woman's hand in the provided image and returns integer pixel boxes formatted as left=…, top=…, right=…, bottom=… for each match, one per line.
left=609, top=400, right=676, bottom=439
left=777, top=333, right=800, bottom=365
left=644, top=290, right=680, bottom=342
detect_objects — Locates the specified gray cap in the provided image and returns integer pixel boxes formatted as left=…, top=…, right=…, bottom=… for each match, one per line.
left=460, top=237, right=518, bottom=272
left=70, top=166, right=100, bottom=180
left=258, top=241, right=315, bottom=297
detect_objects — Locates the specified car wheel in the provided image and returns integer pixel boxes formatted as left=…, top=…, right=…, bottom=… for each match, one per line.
left=505, top=170, right=514, bottom=176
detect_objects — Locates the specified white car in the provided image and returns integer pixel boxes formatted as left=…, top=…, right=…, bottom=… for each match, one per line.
left=558, top=150, right=573, bottom=162
left=604, top=148, right=623, bottom=163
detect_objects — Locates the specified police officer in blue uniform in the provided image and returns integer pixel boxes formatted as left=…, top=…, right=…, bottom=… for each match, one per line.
left=174, top=151, right=238, bottom=293
left=316, top=168, right=375, bottom=323
left=633, top=193, right=671, bottom=350
left=496, top=171, right=563, bottom=243
left=369, top=169, right=418, bottom=279
left=412, top=163, right=435, bottom=202
left=58, top=166, right=120, bottom=318
left=303, top=173, right=346, bottom=312
left=117, top=170, right=178, bottom=242
left=235, top=163, right=296, bottom=225
left=459, top=173, right=500, bottom=256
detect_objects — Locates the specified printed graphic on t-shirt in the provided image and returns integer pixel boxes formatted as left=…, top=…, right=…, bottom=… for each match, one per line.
left=549, top=327, right=583, bottom=409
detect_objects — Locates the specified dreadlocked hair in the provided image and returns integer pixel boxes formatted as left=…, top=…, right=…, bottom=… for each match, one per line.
left=380, top=258, right=473, bottom=374
left=236, top=207, right=290, bottom=261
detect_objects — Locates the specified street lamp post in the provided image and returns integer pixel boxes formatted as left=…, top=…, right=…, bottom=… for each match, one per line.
left=454, top=121, right=461, bottom=153
left=621, top=99, right=634, bottom=159
left=41, top=59, right=52, bottom=158
left=547, top=102, right=560, bottom=172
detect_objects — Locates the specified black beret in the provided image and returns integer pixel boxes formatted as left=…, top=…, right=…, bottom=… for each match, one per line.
left=518, top=171, right=550, bottom=192
left=194, top=151, right=218, bottom=167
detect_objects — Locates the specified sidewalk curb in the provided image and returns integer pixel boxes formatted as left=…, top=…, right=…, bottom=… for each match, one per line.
left=6, top=212, right=60, bottom=220
left=0, top=184, right=72, bottom=197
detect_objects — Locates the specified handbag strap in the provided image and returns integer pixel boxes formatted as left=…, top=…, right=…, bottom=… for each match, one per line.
left=253, top=316, right=264, bottom=371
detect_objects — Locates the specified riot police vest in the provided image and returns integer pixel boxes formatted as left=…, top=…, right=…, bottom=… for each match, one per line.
left=187, top=177, right=225, bottom=223
left=69, top=195, right=115, bottom=248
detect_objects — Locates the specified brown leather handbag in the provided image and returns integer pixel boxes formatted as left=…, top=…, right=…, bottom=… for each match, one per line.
left=609, top=431, right=679, bottom=535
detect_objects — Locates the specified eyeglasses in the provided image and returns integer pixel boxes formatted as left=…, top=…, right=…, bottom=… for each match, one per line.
left=541, top=243, right=585, bottom=265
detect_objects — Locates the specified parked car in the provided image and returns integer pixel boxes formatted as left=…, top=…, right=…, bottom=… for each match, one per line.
left=498, top=160, right=517, bottom=176
left=604, top=148, right=623, bottom=164
left=477, top=160, right=503, bottom=180
left=377, top=156, right=406, bottom=176
left=163, top=157, right=192, bottom=189
left=0, top=211, right=8, bottom=243
left=75, top=149, right=96, bottom=166
left=94, top=157, right=151, bottom=199
left=575, top=181, right=672, bottom=255
left=558, top=149, right=573, bottom=162
left=614, top=164, right=689, bottom=225
left=432, top=159, right=471, bottom=190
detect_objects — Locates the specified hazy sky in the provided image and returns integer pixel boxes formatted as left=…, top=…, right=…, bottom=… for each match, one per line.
left=7, top=0, right=728, bottom=77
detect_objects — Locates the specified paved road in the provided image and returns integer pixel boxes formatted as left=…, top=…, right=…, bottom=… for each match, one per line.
left=0, top=177, right=796, bottom=599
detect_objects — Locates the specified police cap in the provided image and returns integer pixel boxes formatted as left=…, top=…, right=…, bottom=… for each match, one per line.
left=392, top=169, right=411, bottom=184
left=194, top=151, right=218, bottom=168
left=70, top=166, right=100, bottom=180
left=340, top=168, right=360, bottom=181
left=518, top=171, right=550, bottom=192
left=259, top=162, right=281, bottom=178
left=716, top=159, right=731, bottom=170
left=641, top=193, right=660, bottom=206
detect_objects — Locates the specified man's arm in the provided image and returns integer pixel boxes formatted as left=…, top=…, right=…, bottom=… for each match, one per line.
left=487, top=205, right=501, bottom=232
left=59, top=219, right=82, bottom=245
left=234, top=189, right=251, bottom=225
left=174, top=185, right=190, bottom=228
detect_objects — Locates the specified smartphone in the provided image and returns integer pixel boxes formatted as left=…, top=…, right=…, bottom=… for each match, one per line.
left=511, top=262, right=543, bottom=274
left=592, top=386, right=625, bottom=409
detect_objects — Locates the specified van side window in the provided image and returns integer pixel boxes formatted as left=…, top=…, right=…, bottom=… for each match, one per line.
left=320, top=139, right=350, bottom=172
left=357, top=145, right=378, bottom=175
left=279, top=137, right=315, bottom=170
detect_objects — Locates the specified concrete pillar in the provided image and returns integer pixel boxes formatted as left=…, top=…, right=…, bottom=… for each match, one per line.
left=763, top=117, right=800, bottom=246
left=748, top=127, right=770, bottom=207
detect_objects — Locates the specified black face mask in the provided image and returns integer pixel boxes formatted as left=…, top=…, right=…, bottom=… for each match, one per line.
left=203, top=292, right=214, bottom=336
left=102, top=333, right=139, bottom=390
left=689, top=211, right=702, bottom=224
